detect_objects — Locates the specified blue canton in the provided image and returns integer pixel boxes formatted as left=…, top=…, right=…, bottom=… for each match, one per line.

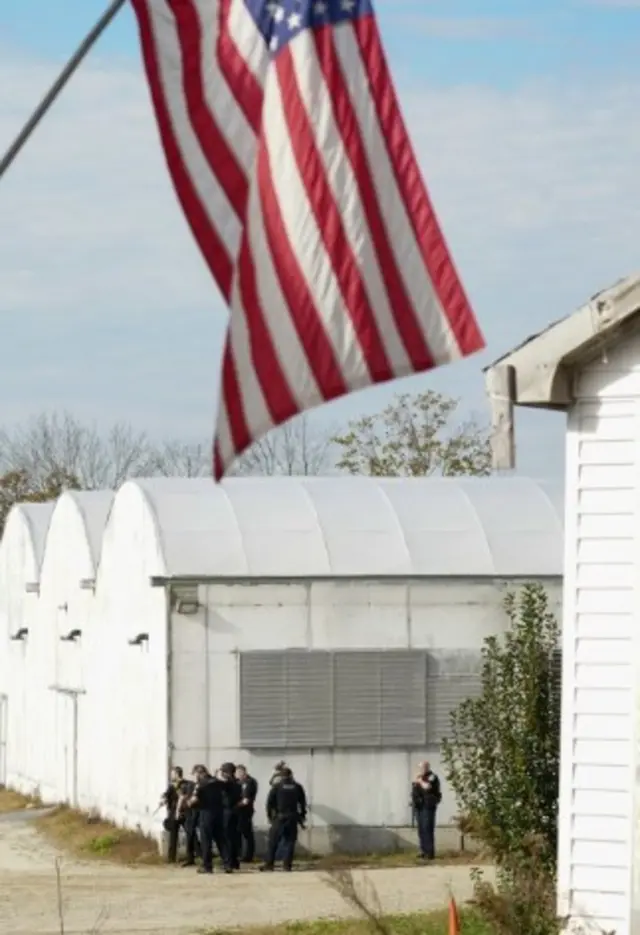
left=244, top=0, right=374, bottom=56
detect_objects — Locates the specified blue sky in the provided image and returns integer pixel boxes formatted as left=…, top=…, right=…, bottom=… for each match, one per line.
left=0, top=0, right=638, bottom=478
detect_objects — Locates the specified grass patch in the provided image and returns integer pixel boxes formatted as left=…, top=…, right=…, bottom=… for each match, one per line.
left=0, top=786, right=41, bottom=813
left=34, top=805, right=163, bottom=865
left=206, top=910, right=492, bottom=935
left=303, top=848, right=488, bottom=870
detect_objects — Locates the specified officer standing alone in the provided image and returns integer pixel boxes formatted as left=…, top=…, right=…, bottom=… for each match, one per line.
left=236, top=764, right=258, bottom=863
left=411, top=760, right=441, bottom=860
left=261, top=767, right=307, bottom=872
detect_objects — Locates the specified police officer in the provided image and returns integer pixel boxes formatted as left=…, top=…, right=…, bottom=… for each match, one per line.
left=159, top=766, right=184, bottom=863
left=219, top=762, right=241, bottom=870
left=411, top=760, right=441, bottom=860
left=190, top=765, right=230, bottom=874
left=261, top=767, right=307, bottom=872
left=178, top=766, right=202, bottom=867
left=269, top=760, right=286, bottom=786
left=236, top=764, right=258, bottom=863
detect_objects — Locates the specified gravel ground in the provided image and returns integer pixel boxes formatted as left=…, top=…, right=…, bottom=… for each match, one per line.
left=0, top=812, right=490, bottom=935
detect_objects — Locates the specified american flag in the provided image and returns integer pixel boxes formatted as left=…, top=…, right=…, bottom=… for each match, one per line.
left=130, top=0, right=485, bottom=479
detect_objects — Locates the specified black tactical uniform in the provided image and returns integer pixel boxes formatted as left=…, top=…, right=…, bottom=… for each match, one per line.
left=161, top=772, right=184, bottom=863
left=261, top=769, right=307, bottom=871
left=411, top=767, right=441, bottom=860
left=220, top=763, right=242, bottom=870
left=237, top=771, right=258, bottom=862
left=179, top=779, right=200, bottom=866
left=194, top=774, right=229, bottom=874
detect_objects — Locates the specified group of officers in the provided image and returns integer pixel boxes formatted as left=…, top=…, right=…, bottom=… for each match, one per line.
left=161, top=759, right=442, bottom=869
left=160, top=760, right=307, bottom=873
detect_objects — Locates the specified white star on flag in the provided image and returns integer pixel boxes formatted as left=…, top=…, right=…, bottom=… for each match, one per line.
left=288, top=11, right=302, bottom=29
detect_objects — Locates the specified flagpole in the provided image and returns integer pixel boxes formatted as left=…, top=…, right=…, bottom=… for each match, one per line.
left=0, top=0, right=127, bottom=182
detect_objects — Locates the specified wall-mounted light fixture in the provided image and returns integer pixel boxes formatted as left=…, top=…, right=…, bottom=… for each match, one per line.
left=128, top=633, right=149, bottom=647
left=79, top=578, right=96, bottom=592
left=24, top=583, right=39, bottom=595
left=10, top=628, right=28, bottom=641
left=175, top=598, right=200, bottom=616
left=60, top=629, right=82, bottom=642
left=58, top=602, right=68, bottom=613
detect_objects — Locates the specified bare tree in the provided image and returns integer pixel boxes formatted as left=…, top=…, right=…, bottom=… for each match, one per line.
left=232, top=415, right=335, bottom=476
left=150, top=440, right=212, bottom=478
left=332, top=390, right=492, bottom=477
left=0, top=412, right=154, bottom=490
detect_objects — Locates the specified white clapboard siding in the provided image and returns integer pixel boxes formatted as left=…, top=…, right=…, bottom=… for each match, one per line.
left=558, top=377, right=640, bottom=935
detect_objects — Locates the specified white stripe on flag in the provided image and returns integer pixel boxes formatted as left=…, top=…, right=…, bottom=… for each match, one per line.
left=262, top=68, right=370, bottom=392
left=333, top=24, right=461, bottom=364
left=191, top=0, right=257, bottom=173
left=246, top=179, right=324, bottom=411
left=147, top=0, right=242, bottom=256
left=214, top=389, right=236, bottom=469
left=226, top=0, right=269, bottom=87
left=228, top=271, right=275, bottom=444
left=290, top=33, right=412, bottom=378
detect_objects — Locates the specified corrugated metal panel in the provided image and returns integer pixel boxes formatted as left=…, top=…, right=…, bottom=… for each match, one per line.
left=286, top=651, right=333, bottom=747
left=239, top=653, right=287, bottom=746
left=334, top=652, right=381, bottom=747
left=426, top=674, right=482, bottom=745
left=381, top=652, right=426, bottom=746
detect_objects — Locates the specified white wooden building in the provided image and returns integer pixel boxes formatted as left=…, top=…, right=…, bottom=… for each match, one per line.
left=485, top=273, right=640, bottom=935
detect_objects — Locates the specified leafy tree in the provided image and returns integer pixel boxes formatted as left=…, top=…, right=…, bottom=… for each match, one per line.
left=0, top=467, right=79, bottom=537
left=442, top=583, right=561, bottom=871
left=332, top=390, right=491, bottom=477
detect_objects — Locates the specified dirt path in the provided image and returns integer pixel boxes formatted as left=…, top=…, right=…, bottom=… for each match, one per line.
left=0, top=812, right=489, bottom=935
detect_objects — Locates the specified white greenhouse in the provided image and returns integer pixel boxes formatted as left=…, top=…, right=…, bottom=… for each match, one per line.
left=0, top=501, right=54, bottom=789
left=0, top=475, right=564, bottom=854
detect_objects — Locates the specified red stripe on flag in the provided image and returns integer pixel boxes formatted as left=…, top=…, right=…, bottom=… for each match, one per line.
left=213, top=439, right=224, bottom=482
left=131, top=0, right=234, bottom=301
left=236, top=233, right=299, bottom=424
left=353, top=16, right=485, bottom=356
left=220, top=336, right=251, bottom=455
left=217, top=0, right=264, bottom=135
left=275, top=47, right=393, bottom=384
left=169, top=0, right=249, bottom=222
left=256, top=137, right=349, bottom=402
left=313, top=26, right=435, bottom=372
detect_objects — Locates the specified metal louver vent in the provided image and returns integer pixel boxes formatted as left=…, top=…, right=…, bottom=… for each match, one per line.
left=240, top=652, right=287, bottom=746
left=286, top=651, right=333, bottom=747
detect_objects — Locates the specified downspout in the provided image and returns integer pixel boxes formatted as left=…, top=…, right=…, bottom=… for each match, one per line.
left=165, top=583, right=173, bottom=776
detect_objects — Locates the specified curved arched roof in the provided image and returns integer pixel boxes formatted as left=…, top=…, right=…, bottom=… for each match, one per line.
left=46, top=491, right=114, bottom=574
left=126, top=476, right=564, bottom=579
left=2, top=501, right=55, bottom=578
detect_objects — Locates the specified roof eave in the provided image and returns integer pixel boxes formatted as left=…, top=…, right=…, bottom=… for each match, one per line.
left=484, top=274, right=640, bottom=470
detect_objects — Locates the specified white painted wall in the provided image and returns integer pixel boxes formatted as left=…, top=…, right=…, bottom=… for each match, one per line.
left=0, top=504, right=53, bottom=794
left=557, top=334, right=640, bottom=935
left=171, top=577, right=562, bottom=832
left=86, top=482, right=169, bottom=836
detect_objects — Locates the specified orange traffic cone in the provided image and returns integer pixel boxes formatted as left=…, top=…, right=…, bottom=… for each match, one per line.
left=448, top=895, right=461, bottom=935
